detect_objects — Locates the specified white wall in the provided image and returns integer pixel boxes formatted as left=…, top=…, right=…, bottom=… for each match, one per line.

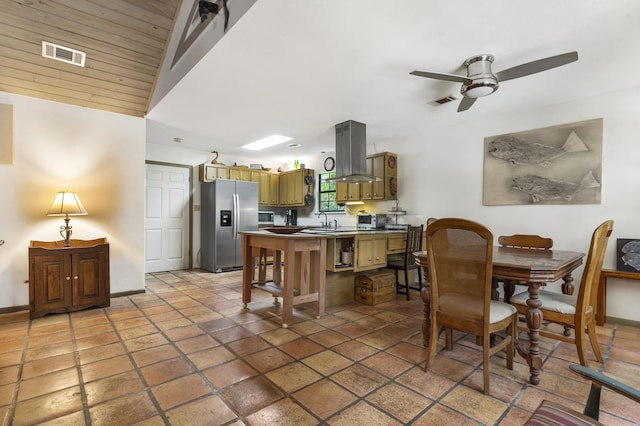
left=145, top=142, right=289, bottom=267
left=393, top=88, right=640, bottom=322
left=6, top=87, right=636, bottom=322
left=0, top=92, right=145, bottom=309
left=146, top=87, right=640, bottom=322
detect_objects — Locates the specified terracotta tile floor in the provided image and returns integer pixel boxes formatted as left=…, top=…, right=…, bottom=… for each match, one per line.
left=1, top=269, right=639, bottom=425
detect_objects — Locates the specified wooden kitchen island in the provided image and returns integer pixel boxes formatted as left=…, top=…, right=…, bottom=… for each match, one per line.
left=240, top=230, right=329, bottom=327
left=240, top=228, right=410, bottom=326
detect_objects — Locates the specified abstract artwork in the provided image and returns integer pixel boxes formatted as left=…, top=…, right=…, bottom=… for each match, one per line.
left=616, top=239, right=640, bottom=273
left=483, top=118, right=603, bottom=206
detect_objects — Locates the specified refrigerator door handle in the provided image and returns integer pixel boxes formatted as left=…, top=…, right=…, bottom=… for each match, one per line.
left=233, top=193, right=239, bottom=240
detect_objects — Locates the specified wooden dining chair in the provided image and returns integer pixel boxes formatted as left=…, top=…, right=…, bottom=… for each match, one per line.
left=388, top=225, right=423, bottom=300
left=496, top=234, right=554, bottom=302
left=510, top=220, right=614, bottom=367
left=423, top=218, right=517, bottom=395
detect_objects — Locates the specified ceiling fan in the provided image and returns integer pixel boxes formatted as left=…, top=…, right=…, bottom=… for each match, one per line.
left=410, top=51, right=578, bottom=112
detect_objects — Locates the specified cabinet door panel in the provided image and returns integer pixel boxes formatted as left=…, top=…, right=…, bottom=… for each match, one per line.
left=33, top=253, right=71, bottom=312
left=371, top=155, right=385, bottom=199
left=269, top=174, right=280, bottom=205
left=372, top=238, right=387, bottom=267
left=74, top=247, right=109, bottom=307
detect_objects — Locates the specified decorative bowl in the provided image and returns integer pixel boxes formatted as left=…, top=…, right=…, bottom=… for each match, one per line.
left=264, top=226, right=305, bottom=234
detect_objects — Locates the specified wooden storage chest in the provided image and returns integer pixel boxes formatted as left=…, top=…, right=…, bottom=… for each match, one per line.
left=354, top=271, right=396, bottom=305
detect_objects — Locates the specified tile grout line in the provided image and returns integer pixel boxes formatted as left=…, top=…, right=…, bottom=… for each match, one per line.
left=68, top=313, right=94, bottom=425
left=141, top=272, right=262, bottom=424
left=5, top=315, right=32, bottom=423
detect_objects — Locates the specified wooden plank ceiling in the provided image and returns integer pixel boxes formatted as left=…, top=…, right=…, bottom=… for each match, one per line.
left=0, top=0, right=181, bottom=117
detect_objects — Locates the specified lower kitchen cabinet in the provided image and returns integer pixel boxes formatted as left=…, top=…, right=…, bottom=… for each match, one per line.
left=354, top=234, right=387, bottom=272
left=29, top=238, right=110, bottom=318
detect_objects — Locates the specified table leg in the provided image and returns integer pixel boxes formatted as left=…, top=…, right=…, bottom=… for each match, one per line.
left=561, top=274, right=575, bottom=295
left=561, top=273, right=574, bottom=336
left=257, top=248, right=267, bottom=283
left=316, top=239, right=326, bottom=319
left=273, top=251, right=282, bottom=285
left=241, top=235, right=252, bottom=309
left=524, top=281, right=544, bottom=385
left=420, top=267, right=431, bottom=347
left=281, top=242, right=295, bottom=328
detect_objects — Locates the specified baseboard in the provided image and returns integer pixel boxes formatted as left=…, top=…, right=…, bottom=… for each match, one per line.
left=606, top=316, right=640, bottom=328
left=111, top=290, right=146, bottom=298
left=0, top=305, right=29, bottom=315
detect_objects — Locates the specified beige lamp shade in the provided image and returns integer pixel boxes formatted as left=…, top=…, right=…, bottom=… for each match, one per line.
left=46, top=191, right=88, bottom=217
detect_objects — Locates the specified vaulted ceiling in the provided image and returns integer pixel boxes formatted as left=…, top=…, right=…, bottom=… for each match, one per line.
left=0, top=0, right=180, bottom=117
left=3, top=1, right=640, bottom=165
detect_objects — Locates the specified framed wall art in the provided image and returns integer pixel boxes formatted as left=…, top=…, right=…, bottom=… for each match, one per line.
left=616, top=238, right=640, bottom=272
left=483, top=118, right=603, bottom=206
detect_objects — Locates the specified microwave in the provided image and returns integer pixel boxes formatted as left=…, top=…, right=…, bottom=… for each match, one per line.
left=357, top=213, right=387, bottom=230
left=258, top=211, right=275, bottom=226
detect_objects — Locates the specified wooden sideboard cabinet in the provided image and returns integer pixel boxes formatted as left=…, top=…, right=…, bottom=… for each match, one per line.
left=29, top=238, right=110, bottom=319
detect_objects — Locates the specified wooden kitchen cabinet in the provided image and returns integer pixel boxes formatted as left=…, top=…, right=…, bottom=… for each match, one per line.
left=251, top=170, right=271, bottom=205
left=354, top=234, right=387, bottom=272
left=229, top=166, right=251, bottom=181
left=269, top=173, right=280, bottom=205
left=278, top=168, right=313, bottom=206
left=387, top=233, right=406, bottom=254
left=336, top=182, right=360, bottom=203
left=29, top=238, right=110, bottom=319
left=361, top=152, right=397, bottom=201
left=199, top=164, right=229, bottom=181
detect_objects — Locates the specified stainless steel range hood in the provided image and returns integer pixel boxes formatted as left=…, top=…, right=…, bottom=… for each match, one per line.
left=328, top=120, right=380, bottom=183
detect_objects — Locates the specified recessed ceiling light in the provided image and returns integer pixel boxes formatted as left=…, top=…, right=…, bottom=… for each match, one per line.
left=242, top=134, right=292, bottom=151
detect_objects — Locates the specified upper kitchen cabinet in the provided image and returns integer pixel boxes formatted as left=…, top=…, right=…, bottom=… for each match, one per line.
left=199, top=164, right=230, bottom=181
left=279, top=168, right=314, bottom=206
left=269, top=173, right=280, bottom=205
left=336, top=182, right=361, bottom=203
left=251, top=169, right=269, bottom=205
left=200, top=164, right=255, bottom=182
left=199, top=162, right=312, bottom=207
left=361, top=152, right=397, bottom=201
left=229, top=166, right=251, bottom=181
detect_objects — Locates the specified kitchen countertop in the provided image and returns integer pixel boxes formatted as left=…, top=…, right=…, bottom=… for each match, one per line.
left=299, top=228, right=406, bottom=236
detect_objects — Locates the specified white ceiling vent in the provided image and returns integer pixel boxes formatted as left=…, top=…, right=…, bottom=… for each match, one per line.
left=41, top=41, right=86, bottom=67
left=429, top=95, right=458, bottom=106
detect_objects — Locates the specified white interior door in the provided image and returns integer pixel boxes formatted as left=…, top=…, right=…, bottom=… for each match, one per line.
left=145, top=163, right=191, bottom=273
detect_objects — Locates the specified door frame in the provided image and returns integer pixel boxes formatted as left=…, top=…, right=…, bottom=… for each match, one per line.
left=145, top=160, right=194, bottom=270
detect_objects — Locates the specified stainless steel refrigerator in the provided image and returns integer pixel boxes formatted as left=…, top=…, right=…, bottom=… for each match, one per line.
left=201, top=180, right=258, bottom=272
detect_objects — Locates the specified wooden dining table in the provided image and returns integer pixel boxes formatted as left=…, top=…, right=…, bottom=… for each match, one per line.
left=414, top=246, right=585, bottom=385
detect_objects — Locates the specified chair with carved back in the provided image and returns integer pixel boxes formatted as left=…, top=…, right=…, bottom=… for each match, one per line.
left=495, top=234, right=554, bottom=302
left=511, top=220, right=614, bottom=367
left=388, top=225, right=423, bottom=300
left=423, top=218, right=517, bottom=395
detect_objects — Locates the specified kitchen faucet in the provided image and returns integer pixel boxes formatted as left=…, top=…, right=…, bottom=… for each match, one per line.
left=317, top=212, right=328, bottom=228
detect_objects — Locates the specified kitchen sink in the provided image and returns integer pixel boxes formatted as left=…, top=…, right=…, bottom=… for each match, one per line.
left=301, top=227, right=372, bottom=234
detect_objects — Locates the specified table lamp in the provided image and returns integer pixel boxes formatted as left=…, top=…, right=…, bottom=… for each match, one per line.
left=46, top=191, right=88, bottom=247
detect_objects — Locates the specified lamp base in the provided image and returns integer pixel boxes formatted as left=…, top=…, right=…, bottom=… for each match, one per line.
left=59, top=217, right=72, bottom=247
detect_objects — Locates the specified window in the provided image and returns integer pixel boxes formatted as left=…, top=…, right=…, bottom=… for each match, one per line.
left=318, top=172, right=345, bottom=213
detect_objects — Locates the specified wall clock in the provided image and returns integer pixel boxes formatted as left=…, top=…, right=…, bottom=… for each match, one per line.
left=324, top=156, right=335, bottom=171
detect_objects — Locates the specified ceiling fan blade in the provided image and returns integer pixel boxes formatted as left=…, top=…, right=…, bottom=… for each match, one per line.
left=410, top=70, right=469, bottom=83
left=495, top=51, right=578, bottom=82
left=457, top=96, right=477, bottom=112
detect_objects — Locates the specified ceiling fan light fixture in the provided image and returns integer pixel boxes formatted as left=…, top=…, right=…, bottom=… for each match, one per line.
left=461, top=79, right=498, bottom=98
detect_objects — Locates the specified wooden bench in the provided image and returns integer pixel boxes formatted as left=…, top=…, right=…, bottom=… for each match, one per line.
left=597, top=268, right=640, bottom=325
